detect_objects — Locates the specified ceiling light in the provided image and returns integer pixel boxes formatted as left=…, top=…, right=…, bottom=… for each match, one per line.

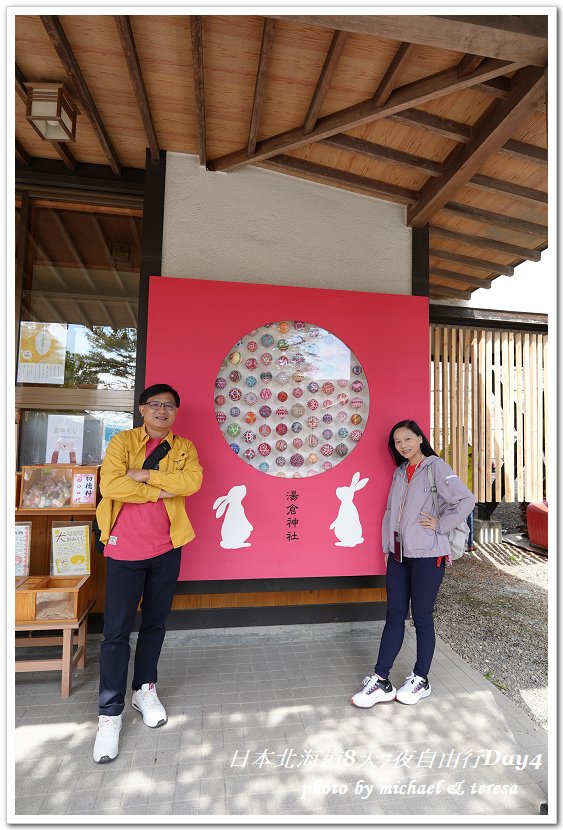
left=25, top=82, right=77, bottom=142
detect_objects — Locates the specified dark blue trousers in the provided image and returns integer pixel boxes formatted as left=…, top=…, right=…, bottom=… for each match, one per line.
left=99, top=548, right=181, bottom=716
left=374, top=554, right=445, bottom=681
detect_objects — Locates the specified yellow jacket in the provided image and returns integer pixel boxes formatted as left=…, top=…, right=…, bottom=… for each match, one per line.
left=96, top=425, right=203, bottom=549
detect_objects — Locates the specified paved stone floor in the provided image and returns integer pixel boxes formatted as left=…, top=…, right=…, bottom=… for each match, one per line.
left=13, top=622, right=549, bottom=819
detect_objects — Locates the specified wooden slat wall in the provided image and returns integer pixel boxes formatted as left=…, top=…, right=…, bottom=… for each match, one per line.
left=431, top=325, right=547, bottom=502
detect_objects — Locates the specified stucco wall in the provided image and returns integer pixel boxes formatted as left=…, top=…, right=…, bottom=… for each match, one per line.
left=161, top=153, right=411, bottom=293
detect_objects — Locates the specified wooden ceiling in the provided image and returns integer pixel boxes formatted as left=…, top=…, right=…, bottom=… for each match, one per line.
left=15, top=14, right=549, bottom=300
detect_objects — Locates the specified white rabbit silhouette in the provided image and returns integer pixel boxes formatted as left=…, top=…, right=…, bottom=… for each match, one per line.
left=213, top=484, right=253, bottom=549
left=330, top=471, right=369, bottom=547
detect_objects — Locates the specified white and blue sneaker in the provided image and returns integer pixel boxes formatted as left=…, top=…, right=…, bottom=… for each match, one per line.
left=351, top=674, right=396, bottom=708
left=396, top=673, right=431, bottom=705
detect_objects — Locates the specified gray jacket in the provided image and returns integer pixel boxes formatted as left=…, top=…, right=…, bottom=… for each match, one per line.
left=382, top=455, right=476, bottom=559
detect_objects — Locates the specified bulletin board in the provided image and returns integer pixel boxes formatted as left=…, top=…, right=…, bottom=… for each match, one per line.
left=146, top=277, right=429, bottom=581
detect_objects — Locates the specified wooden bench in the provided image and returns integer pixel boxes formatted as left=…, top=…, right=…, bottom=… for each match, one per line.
left=15, top=600, right=95, bottom=698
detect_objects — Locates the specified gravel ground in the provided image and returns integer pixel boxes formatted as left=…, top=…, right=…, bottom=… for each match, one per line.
left=433, top=541, right=548, bottom=730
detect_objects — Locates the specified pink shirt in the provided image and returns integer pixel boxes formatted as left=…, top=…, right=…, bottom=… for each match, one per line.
left=104, top=437, right=172, bottom=561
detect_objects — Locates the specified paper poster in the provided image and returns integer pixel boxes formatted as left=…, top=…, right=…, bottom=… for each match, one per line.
left=15, top=523, right=31, bottom=578
left=51, top=524, right=90, bottom=575
left=17, top=322, right=67, bottom=385
left=45, top=414, right=84, bottom=464
left=72, top=473, right=96, bottom=505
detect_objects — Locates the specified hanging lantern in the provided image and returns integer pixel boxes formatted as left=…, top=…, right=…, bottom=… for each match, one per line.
left=25, top=82, right=77, bottom=142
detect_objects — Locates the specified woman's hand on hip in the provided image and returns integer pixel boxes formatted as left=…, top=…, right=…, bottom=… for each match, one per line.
left=418, top=512, right=438, bottom=530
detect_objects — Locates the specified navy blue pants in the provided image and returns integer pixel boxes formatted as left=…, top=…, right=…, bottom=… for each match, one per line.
left=374, top=555, right=445, bottom=681
left=99, top=548, right=181, bottom=716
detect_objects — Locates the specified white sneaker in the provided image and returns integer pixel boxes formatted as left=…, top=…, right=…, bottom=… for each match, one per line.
left=132, top=682, right=167, bottom=727
left=351, top=674, right=396, bottom=708
left=396, top=673, right=431, bottom=705
left=93, top=714, right=122, bottom=763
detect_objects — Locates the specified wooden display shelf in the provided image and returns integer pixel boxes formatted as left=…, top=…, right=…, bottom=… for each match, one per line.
left=15, top=600, right=95, bottom=697
left=16, top=574, right=93, bottom=623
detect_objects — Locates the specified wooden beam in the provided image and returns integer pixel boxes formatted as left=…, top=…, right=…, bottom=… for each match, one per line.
left=443, top=202, right=548, bottom=237
left=41, top=16, right=121, bottom=175
left=15, top=63, right=27, bottom=102
left=41, top=295, right=65, bottom=324
left=372, top=42, right=415, bottom=106
left=468, top=174, right=547, bottom=204
left=388, top=109, right=547, bottom=165
left=247, top=19, right=276, bottom=155
left=388, top=108, right=472, bottom=143
left=261, top=154, right=417, bottom=204
left=97, top=298, right=116, bottom=328
left=209, top=57, right=522, bottom=172
left=69, top=297, right=92, bottom=328
left=15, top=140, right=30, bottom=167
left=474, top=75, right=546, bottom=117
left=28, top=235, right=69, bottom=288
left=430, top=283, right=473, bottom=300
left=51, top=141, right=77, bottom=170
left=429, top=247, right=514, bottom=276
left=125, top=301, right=137, bottom=328
left=303, top=30, right=347, bottom=134
left=190, top=16, right=206, bottom=167
left=268, top=15, right=548, bottom=66
left=49, top=209, right=97, bottom=291
left=431, top=267, right=492, bottom=289
left=408, top=66, right=545, bottom=226
left=500, top=139, right=547, bottom=164
left=430, top=225, right=542, bottom=262
left=321, top=134, right=442, bottom=176
left=89, top=213, right=126, bottom=293
left=457, top=54, right=485, bottom=78
left=114, top=16, right=160, bottom=161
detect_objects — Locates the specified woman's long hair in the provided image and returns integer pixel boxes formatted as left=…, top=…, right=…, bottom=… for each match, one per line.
left=388, top=419, right=438, bottom=466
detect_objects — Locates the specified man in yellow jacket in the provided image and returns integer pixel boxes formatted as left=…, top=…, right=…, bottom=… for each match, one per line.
left=93, top=383, right=203, bottom=764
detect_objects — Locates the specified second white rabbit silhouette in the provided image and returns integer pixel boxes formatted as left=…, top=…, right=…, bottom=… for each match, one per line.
left=213, top=484, right=253, bottom=549
left=330, top=472, right=369, bottom=547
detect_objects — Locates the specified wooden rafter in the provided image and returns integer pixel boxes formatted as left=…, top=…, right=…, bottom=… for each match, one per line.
left=209, top=57, right=523, bottom=172
left=430, top=225, right=542, bottom=262
left=321, top=134, right=442, bottom=177
left=49, top=209, right=97, bottom=291
left=443, top=202, right=548, bottom=236
left=388, top=108, right=472, bottom=142
left=51, top=141, right=77, bottom=170
left=388, top=108, right=547, bottom=165
left=303, top=30, right=347, bottom=134
left=262, top=155, right=417, bottom=204
left=97, top=298, right=116, bottom=328
left=457, top=54, right=484, bottom=78
left=41, top=15, right=121, bottom=175
left=89, top=213, right=126, bottom=293
left=15, top=63, right=27, bottom=102
left=372, top=42, right=415, bottom=106
left=407, top=66, right=545, bottom=226
left=190, top=16, right=206, bottom=167
left=474, top=76, right=546, bottom=112
left=269, top=15, right=548, bottom=66
left=29, top=235, right=68, bottom=288
left=501, top=139, right=547, bottom=164
left=247, top=19, right=276, bottom=154
left=429, top=247, right=514, bottom=276
left=41, top=295, right=65, bottom=324
left=468, top=174, right=547, bottom=204
left=430, top=283, right=472, bottom=300
left=114, top=16, right=160, bottom=161
left=431, top=267, right=492, bottom=288
left=15, top=140, right=30, bottom=166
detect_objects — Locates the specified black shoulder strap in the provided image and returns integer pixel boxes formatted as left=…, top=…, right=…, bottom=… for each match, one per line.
left=142, top=438, right=173, bottom=470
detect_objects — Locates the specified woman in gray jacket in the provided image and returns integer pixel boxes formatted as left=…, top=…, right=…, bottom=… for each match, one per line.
left=351, top=419, right=475, bottom=708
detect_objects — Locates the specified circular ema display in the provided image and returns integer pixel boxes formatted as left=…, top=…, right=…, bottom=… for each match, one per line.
left=214, top=322, right=370, bottom=477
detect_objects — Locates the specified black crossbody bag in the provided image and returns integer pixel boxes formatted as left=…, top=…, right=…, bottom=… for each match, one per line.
left=93, top=438, right=173, bottom=553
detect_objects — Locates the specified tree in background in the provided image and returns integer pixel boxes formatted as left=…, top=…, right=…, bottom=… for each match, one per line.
left=64, top=327, right=137, bottom=390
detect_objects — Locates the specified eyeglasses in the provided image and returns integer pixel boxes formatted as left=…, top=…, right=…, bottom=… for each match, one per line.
left=144, top=401, right=177, bottom=411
